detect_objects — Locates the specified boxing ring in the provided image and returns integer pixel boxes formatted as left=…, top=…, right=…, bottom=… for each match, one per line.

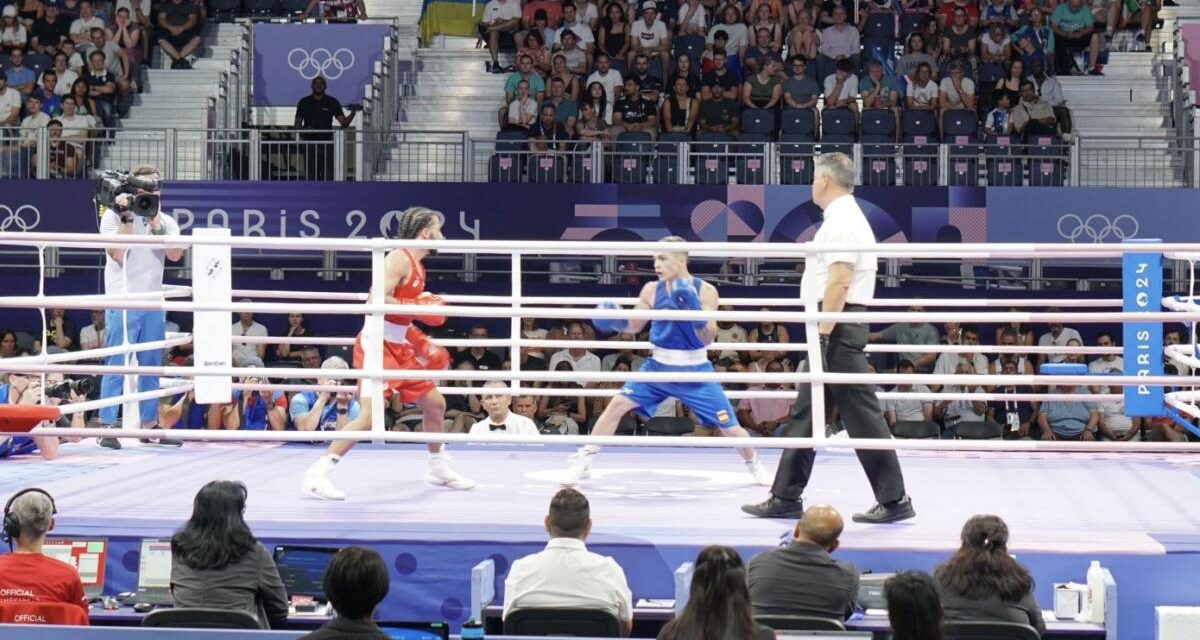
left=2, top=233, right=1200, bottom=637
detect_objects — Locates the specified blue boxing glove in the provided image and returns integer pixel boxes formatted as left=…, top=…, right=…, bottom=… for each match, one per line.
left=592, top=302, right=628, bottom=334
left=669, top=279, right=708, bottom=331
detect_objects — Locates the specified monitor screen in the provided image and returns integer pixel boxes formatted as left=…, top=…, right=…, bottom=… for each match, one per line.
left=377, top=622, right=450, bottom=640
left=138, top=538, right=173, bottom=589
left=42, top=538, right=106, bottom=592
left=273, top=545, right=340, bottom=600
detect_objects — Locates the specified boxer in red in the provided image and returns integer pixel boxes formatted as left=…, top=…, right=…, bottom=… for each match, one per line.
left=302, top=207, right=475, bottom=500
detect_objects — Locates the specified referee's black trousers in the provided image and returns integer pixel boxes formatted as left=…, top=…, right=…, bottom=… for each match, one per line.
left=770, top=307, right=907, bottom=504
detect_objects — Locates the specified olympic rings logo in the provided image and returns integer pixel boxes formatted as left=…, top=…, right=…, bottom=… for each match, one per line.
left=0, top=205, right=41, bottom=232
left=287, top=47, right=355, bottom=80
left=1056, top=214, right=1139, bottom=243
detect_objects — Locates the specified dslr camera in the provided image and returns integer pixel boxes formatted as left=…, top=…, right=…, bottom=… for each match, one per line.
left=46, top=377, right=96, bottom=400
left=94, top=169, right=162, bottom=219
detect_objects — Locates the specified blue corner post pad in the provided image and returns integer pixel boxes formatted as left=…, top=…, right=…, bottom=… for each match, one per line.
left=1121, top=238, right=1164, bottom=417
left=1038, top=363, right=1088, bottom=376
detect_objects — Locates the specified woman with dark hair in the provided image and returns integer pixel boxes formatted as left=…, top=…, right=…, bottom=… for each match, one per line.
left=658, top=546, right=773, bottom=640
left=598, top=2, right=629, bottom=62
left=933, top=515, right=1045, bottom=635
left=297, top=547, right=391, bottom=640
left=70, top=78, right=99, bottom=121
left=886, top=571, right=944, bottom=640
left=585, top=80, right=610, bottom=126
left=0, top=329, right=20, bottom=358
left=538, top=360, right=585, bottom=434
left=170, top=480, right=289, bottom=629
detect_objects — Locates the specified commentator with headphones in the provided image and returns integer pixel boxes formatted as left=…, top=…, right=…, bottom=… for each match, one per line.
left=0, top=488, right=88, bottom=613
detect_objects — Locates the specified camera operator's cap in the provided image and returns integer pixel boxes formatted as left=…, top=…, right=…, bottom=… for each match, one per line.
left=1, top=5, right=16, bottom=17
left=641, top=1, right=656, bottom=10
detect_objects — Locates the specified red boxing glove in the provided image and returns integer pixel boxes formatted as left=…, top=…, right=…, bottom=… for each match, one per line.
left=397, top=292, right=446, bottom=327
left=407, top=326, right=450, bottom=370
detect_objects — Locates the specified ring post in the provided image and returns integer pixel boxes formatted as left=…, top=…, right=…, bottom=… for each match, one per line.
left=804, top=304, right=825, bottom=441
left=369, top=245, right=386, bottom=436
left=1121, top=239, right=1164, bottom=417
left=510, top=254, right=522, bottom=395
left=191, top=228, right=232, bottom=404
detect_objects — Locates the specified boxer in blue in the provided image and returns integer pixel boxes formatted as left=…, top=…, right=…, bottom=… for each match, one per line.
left=561, top=236, right=772, bottom=486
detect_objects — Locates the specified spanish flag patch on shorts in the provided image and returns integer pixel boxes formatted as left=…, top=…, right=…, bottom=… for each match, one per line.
left=716, top=410, right=731, bottom=424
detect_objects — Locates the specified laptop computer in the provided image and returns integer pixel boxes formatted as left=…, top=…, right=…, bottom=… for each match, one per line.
left=133, top=538, right=175, bottom=606
left=42, top=537, right=107, bottom=598
left=377, top=621, right=450, bottom=640
left=273, top=545, right=340, bottom=616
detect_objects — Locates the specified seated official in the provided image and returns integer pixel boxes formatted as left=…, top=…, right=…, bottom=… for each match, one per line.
left=290, top=356, right=361, bottom=432
left=469, top=381, right=541, bottom=436
left=297, top=547, right=391, bottom=640
left=747, top=504, right=858, bottom=620
left=504, top=488, right=633, bottom=635
left=0, top=488, right=87, bottom=612
left=659, top=546, right=774, bottom=640
left=934, top=515, right=1045, bottom=636
left=171, top=480, right=289, bottom=629
left=886, top=571, right=945, bottom=640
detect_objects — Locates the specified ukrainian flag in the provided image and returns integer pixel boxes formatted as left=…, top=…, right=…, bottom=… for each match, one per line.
left=419, top=0, right=485, bottom=42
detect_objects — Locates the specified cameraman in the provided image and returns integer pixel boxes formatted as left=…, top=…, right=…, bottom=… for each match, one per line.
left=97, top=164, right=183, bottom=449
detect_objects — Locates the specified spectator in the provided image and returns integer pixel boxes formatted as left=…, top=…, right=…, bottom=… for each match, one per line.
left=938, top=59, right=976, bottom=119
left=515, top=0, right=560, bottom=51
left=785, top=9, right=819, bottom=65
left=296, top=547, right=390, bottom=640
left=859, top=59, right=901, bottom=123
left=713, top=305, right=748, bottom=362
left=543, top=75, right=578, bottom=132
left=937, top=0, right=979, bottom=27
left=886, top=571, right=945, bottom=640
left=531, top=103, right=568, bottom=151
left=1, top=8, right=29, bottom=50
left=663, top=75, right=698, bottom=133
left=1049, top=0, right=1099, bottom=75
left=505, top=78, right=539, bottom=130
left=1036, top=309, right=1082, bottom=364
left=512, top=394, right=542, bottom=428
left=6, top=49, right=35, bottom=99
left=697, top=85, right=740, bottom=136
left=170, top=480, right=289, bottom=629
left=33, top=69, right=60, bottom=114
left=982, top=90, right=1014, bottom=137
left=935, top=515, right=1045, bottom=635
left=547, top=53, right=579, bottom=102
left=477, top=0, right=520, bottom=73
left=663, top=546, right=774, bottom=640
left=941, top=8, right=977, bottom=68
left=737, top=360, right=793, bottom=436
left=931, top=324, right=987, bottom=389
left=454, top=324, right=504, bottom=371
left=742, top=57, right=782, bottom=111
left=708, top=7, right=748, bottom=70
left=1037, top=385, right=1098, bottom=441
left=981, top=0, right=1018, bottom=32
left=870, top=307, right=939, bottom=372
left=980, top=23, right=1011, bottom=67
left=782, top=54, right=820, bottom=114
left=273, top=313, right=313, bottom=364
left=677, top=0, right=706, bottom=36
left=629, top=3, right=670, bottom=70
left=82, top=49, right=116, bottom=127
left=555, top=2, right=594, bottom=54
left=611, top=76, right=658, bottom=139
left=934, top=362, right=989, bottom=438
left=41, top=308, right=74, bottom=353
left=818, top=0, right=855, bottom=27
left=62, top=39, right=83, bottom=72
left=577, top=89, right=610, bottom=137
left=160, top=385, right=224, bottom=430
left=443, top=360, right=485, bottom=433
left=1012, top=80, right=1060, bottom=141
left=884, top=360, right=935, bottom=430
left=63, top=82, right=97, bottom=133
left=748, top=504, right=856, bottom=618
left=628, top=53, right=663, bottom=104
left=1011, top=8, right=1052, bottom=72
left=896, top=32, right=937, bottom=81
left=503, top=488, right=633, bottom=635
left=516, top=25, right=551, bottom=77
left=988, top=359, right=1040, bottom=439
left=743, top=26, right=782, bottom=77
left=1088, top=331, right=1122, bottom=377
left=993, top=59, right=1023, bottom=107
left=539, top=361, right=586, bottom=433
left=747, top=311, right=790, bottom=370
left=520, top=316, right=548, bottom=364
left=700, top=49, right=740, bottom=101
left=598, top=3, right=628, bottom=61
left=816, top=6, right=858, bottom=82
left=43, top=118, right=80, bottom=177
left=578, top=0, right=599, bottom=30
left=500, top=54, right=546, bottom=127
left=156, top=0, right=199, bottom=68
left=68, top=0, right=102, bottom=45
left=557, top=30, right=587, bottom=76
left=1029, top=58, right=1070, bottom=135
left=230, top=308, right=267, bottom=365
left=44, top=54, right=77, bottom=96
left=0, top=330, right=18, bottom=358
left=667, top=54, right=700, bottom=99
left=0, top=488, right=86, bottom=610
left=80, top=26, right=124, bottom=84
left=750, top=3, right=783, bottom=53
left=601, top=332, right=645, bottom=371
left=1097, top=396, right=1139, bottom=441
left=586, top=52, right=622, bottom=111
left=989, top=327, right=1034, bottom=375
left=0, top=372, right=79, bottom=459
left=32, top=3, right=70, bottom=55
left=290, top=356, right=360, bottom=432
left=293, top=75, right=355, bottom=180
left=1124, top=0, right=1158, bottom=52
left=78, top=309, right=105, bottom=352
left=468, top=380, right=541, bottom=435
left=587, top=356, right=630, bottom=435
left=906, top=62, right=938, bottom=112
left=235, top=363, right=288, bottom=431
left=548, top=322, right=600, bottom=371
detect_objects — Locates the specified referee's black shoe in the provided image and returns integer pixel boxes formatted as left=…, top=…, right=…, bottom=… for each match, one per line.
left=852, top=496, right=915, bottom=524
left=741, top=496, right=806, bottom=519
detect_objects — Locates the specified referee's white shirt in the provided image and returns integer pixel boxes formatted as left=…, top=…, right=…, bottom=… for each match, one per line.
left=800, top=194, right=877, bottom=305
left=468, top=412, right=541, bottom=436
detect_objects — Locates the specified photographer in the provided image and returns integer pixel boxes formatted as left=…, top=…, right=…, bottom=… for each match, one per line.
left=97, top=164, right=183, bottom=449
left=289, top=356, right=360, bottom=432
left=0, top=372, right=87, bottom=460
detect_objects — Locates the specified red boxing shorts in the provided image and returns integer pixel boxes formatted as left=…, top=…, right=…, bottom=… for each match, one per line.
left=352, top=331, right=435, bottom=404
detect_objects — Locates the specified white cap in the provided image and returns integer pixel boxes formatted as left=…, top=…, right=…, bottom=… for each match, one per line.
left=1, top=5, right=17, bottom=17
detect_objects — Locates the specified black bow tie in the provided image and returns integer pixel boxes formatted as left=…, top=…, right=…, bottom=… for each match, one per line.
left=489, top=425, right=507, bottom=432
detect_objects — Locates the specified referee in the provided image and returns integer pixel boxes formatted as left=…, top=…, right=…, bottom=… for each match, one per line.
left=742, top=153, right=914, bottom=524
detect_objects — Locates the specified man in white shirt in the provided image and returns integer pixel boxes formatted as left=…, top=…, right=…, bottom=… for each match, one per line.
left=78, top=309, right=106, bottom=362
left=56, top=95, right=94, bottom=149
left=548, top=322, right=602, bottom=372
left=503, top=489, right=633, bottom=635
left=468, top=381, right=541, bottom=435
left=1037, top=309, right=1083, bottom=365
left=97, top=164, right=184, bottom=449
left=743, top=153, right=912, bottom=524
left=478, top=0, right=521, bottom=72
left=0, top=72, right=21, bottom=128
left=1087, top=331, right=1123, bottom=380
left=930, top=323, right=987, bottom=392
left=585, top=53, right=623, bottom=105
left=231, top=307, right=268, bottom=365
left=629, top=3, right=670, bottom=70
left=70, top=1, right=106, bottom=45
left=554, top=2, right=594, bottom=53
left=713, top=306, right=748, bottom=361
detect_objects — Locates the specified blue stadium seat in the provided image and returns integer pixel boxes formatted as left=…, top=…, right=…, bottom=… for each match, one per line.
left=902, top=110, right=937, bottom=141
left=734, top=133, right=771, bottom=185
left=209, top=0, right=241, bottom=15
left=862, top=143, right=896, bottom=186
left=779, top=133, right=815, bottom=184
left=860, top=109, right=895, bottom=141
left=947, top=143, right=983, bottom=186
left=570, top=142, right=597, bottom=183
left=780, top=109, right=817, bottom=139
left=694, top=132, right=732, bottom=185
left=496, top=129, right=530, bottom=152
left=1027, top=136, right=1065, bottom=187
left=977, top=62, right=1004, bottom=84
left=609, top=132, right=653, bottom=184
left=489, top=154, right=522, bottom=182
left=242, top=0, right=278, bottom=16
left=652, top=132, right=691, bottom=185
left=821, top=108, right=855, bottom=142
left=527, top=154, right=566, bottom=183
left=648, top=58, right=665, bottom=82
left=673, top=35, right=706, bottom=65
left=900, top=14, right=926, bottom=39
left=986, top=138, right=1023, bottom=186
left=942, top=110, right=978, bottom=139
left=740, top=109, right=775, bottom=136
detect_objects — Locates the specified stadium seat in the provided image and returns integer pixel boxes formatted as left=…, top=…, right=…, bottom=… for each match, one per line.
left=734, top=133, right=771, bottom=185
left=862, top=143, right=896, bottom=186
left=570, top=142, right=598, bottom=183
left=780, top=109, right=817, bottom=139
left=902, top=111, right=938, bottom=186
left=900, top=13, right=926, bottom=39
left=740, top=109, right=775, bottom=136
left=694, top=132, right=732, bottom=185
left=609, top=132, right=653, bottom=184
left=505, top=608, right=622, bottom=637
left=527, top=154, right=566, bottom=183
left=779, top=133, right=815, bottom=184
left=645, top=417, right=695, bottom=435
left=986, top=137, right=1022, bottom=186
left=652, top=132, right=691, bottom=184
left=944, top=621, right=1040, bottom=640
left=902, top=110, right=937, bottom=141
left=862, top=14, right=897, bottom=66
left=1027, top=136, right=1065, bottom=187
left=489, top=154, right=522, bottom=182
left=956, top=421, right=1003, bottom=439
left=892, top=421, right=940, bottom=439
left=821, top=108, right=856, bottom=142
left=241, top=0, right=278, bottom=16
left=947, top=141, right=983, bottom=186
left=860, top=109, right=895, bottom=141
left=208, top=0, right=241, bottom=17
left=673, top=35, right=706, bottom=65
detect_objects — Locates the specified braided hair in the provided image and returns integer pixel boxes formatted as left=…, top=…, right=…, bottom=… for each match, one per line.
left=396, top=207, right=442, bottom=240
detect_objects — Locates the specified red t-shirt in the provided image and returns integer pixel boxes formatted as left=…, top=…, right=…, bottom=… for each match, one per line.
left=0, top=553, right=88, bottom=613
left=939, top=0, right=979, bottom=20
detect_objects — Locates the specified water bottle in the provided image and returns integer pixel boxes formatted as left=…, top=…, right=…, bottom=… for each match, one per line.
left=462, top=619, right=485, bottom=640
left=1085, top=560, right=1105, bottom=623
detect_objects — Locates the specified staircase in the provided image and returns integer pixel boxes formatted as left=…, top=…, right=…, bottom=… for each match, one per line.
left=1065, top=25, right=1186, bottom=186
left=101, top=22, right=244, bottom=179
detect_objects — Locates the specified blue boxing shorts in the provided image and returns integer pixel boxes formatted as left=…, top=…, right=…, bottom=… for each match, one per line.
left=620, top=359, right=737, bottom=429
left=0, top=436, right=38, bottom=458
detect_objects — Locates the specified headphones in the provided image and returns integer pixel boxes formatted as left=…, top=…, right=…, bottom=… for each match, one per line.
left=2, top=488, right=56, bottom=549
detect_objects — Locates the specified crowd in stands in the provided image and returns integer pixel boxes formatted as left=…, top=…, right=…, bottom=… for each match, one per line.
left=0, top=302, right=1194, bottom=446
left=0, top=483, right=1064, bottom=638
left=479, top=0, right=1167, bottom=156
left=0, top=0, right=206, bottom=178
